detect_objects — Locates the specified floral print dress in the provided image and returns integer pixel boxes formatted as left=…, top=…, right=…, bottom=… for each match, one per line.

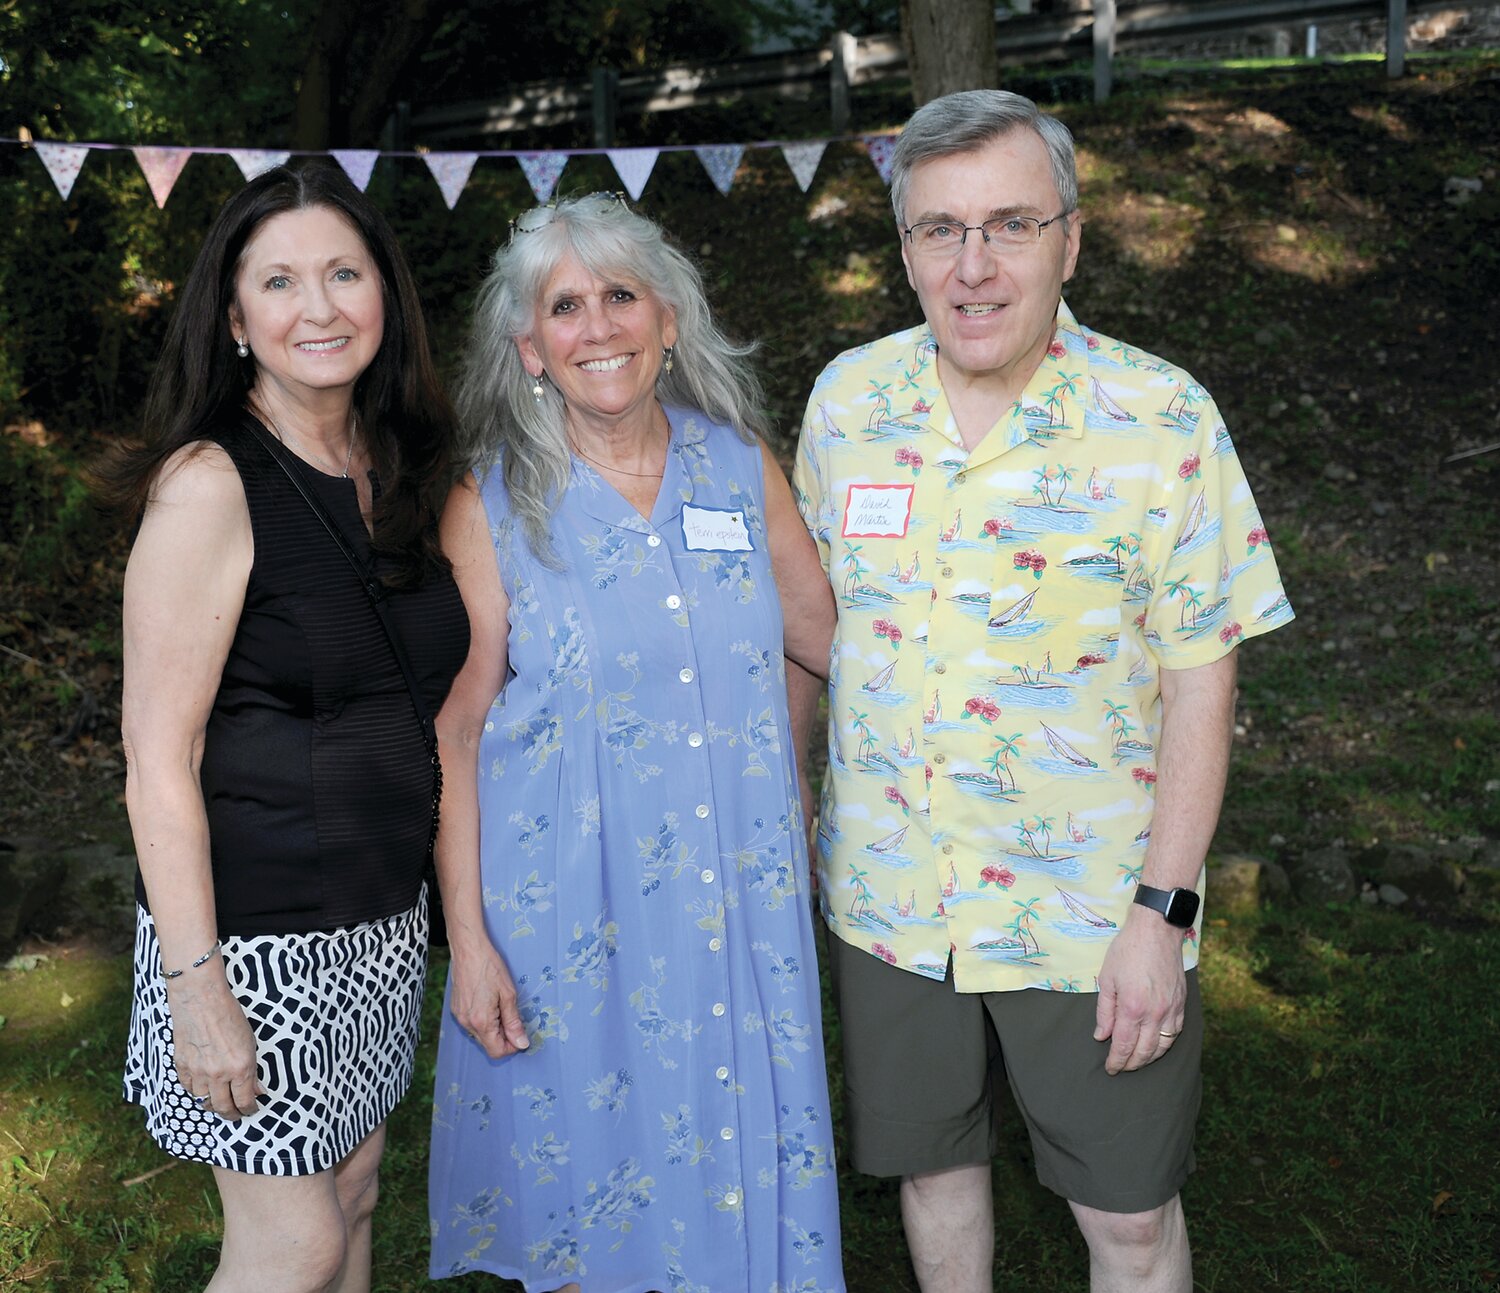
left=429, top=407, right=844, bottom=1293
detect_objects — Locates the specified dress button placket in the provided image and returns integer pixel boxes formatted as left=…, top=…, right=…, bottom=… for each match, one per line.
left=662, top=511, right=743, bottom=1252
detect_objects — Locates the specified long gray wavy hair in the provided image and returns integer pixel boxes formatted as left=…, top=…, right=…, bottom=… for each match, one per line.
left=456, top=193, right=769, bottom=565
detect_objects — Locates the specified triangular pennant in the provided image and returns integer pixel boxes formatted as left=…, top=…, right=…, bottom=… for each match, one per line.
left=517, top=152, right=568, bottom=204
left=606, top=148, right=660, bottom=202
left=780, top=141, right=827, bottom=194
left=133, top=147, right=191, bottom=208
left=228, top=149, right=291, bottom=181
left=863, top=134, right=898, bottom=185
left=330, top=149, right=381, bottom=192
left=422, top=152, right=478, bottom=210
left=34, top=142, right=90, bottom=200
left=695, top=144, right=744, bottom=196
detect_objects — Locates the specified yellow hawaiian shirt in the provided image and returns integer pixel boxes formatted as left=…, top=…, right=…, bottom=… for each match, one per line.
left=794, top=301, right=1293, bottom=993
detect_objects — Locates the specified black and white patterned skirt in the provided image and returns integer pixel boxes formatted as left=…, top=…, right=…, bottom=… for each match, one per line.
left=123, top=889, right=428, bottom=1176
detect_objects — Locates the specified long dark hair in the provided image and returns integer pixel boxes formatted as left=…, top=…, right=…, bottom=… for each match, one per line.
left=95, top=161, right=456, bottom=584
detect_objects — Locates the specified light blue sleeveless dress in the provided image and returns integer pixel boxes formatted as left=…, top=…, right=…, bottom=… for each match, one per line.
left=429, top=406, right=844, bottom=1292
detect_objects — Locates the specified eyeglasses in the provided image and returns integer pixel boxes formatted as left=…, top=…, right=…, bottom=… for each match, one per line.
left=903, top=211, right=1071, bottom=257
left=509, top=191, right=629, bottom=238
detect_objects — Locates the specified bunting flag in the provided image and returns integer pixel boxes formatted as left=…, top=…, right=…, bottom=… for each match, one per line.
left=133, top=146, right=191, bottom=208
left=35, top=142, right=89, bottom=200
left=862, top=134, right=897, bottom=185
left=423, top=152, right=479, bottom=210
left=330, top=149, right=381, bottom=191
left=228, top=148, right=291, bottom=181
left=517, top=152, right=568, bottom=204
left=607, top=147, right=660, bottom=202
left=780, top=140, right=827, bottom=194
left=695, top=144, right=744, bottom=196
left=7, top=128, right=901, bottom=213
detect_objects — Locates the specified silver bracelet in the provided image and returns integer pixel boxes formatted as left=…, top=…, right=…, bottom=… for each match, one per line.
left=162, top=939, right=222, bottom=981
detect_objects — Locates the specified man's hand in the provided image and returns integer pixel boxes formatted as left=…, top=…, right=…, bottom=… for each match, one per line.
left=1093, top=912, right=1188, bottom=1075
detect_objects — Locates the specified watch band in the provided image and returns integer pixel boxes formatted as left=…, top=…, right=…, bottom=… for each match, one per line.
left=1132, top=883, right=1200, bottom=929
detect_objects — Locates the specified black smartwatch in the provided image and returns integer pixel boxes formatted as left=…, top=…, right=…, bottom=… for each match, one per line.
left=1132, top=884, right=1200, bottom=929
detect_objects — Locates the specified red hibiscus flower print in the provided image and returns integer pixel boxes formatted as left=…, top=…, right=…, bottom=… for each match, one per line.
left=1246, top=525, right=1269, bottom=553
left=1086, top=335, right=1101, bottom=350
left=1218, top=621, right=1243, bottom=644
left=962, top=696, right=1001, bottom=723
left=1178, top=454, right=1201, bottom=480
left=1048, top=340, right=1068, bottom=359
left=1013, top=549, right=1047, bottom=579
left=1132, top=766, right=1158, bottom=786
left=884, top=786, right=911, bottom=814
left=979, top=864, right=1016, bottom=889
left=983, top=517, right=1002, bottom=537
left=872, top=618, right=903, bottom=648
left=871, top=942, right=898, bottom=965
left=1074, top=652, right=1107, bottom=670
left=912, top=398, right=932, bottom=414
left=894, top=446, right=924, bottom=476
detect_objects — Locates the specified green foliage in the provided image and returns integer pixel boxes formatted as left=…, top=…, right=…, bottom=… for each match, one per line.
left=0, top=427, right=106, bottom=583
left=0, top=1, right=305, bottom=143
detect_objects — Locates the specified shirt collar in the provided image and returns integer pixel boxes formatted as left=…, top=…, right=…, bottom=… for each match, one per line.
left=919, top=299, right=1090, bottom=469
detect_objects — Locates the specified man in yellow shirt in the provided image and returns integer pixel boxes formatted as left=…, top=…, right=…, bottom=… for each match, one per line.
left=794, top=90, right=1292, bottom=1290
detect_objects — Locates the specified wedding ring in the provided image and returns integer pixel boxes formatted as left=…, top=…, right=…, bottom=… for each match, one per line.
left=194, top=1092, right=213, bottom=1108
left=1159, top=1030, right=1180, bottom=1039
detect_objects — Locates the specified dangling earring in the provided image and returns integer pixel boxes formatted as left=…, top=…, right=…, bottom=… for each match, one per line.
left=662, top=346, right=675, bottom=376
left=236, top=337, right=250, bottom=359
left=532, top=374, right=545, bottom=402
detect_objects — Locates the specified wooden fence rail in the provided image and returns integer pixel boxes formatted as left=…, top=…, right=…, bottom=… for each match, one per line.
left=404, top=0, right=1456, bottom=147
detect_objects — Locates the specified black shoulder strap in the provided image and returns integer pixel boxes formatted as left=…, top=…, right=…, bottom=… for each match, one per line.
left=243, top=418, right=437, bottom=752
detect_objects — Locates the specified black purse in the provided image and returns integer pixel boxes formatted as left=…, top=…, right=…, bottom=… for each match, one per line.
left=248, top=421, right=449, bottom=946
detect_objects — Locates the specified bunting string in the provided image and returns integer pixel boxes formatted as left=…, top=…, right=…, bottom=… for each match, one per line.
left=4, top=131, right=900, bottom=208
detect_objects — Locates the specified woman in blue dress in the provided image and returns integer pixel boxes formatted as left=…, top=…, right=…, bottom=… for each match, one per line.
left=428, top=193, right=844, bottom=1293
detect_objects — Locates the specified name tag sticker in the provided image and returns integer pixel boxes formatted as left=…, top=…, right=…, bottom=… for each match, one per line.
left=681, top=504, right=754, bottom=552
left=843, top=483, right=915, bottom=538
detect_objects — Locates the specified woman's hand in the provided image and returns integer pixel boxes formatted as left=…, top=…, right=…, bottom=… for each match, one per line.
left=449, top=942, right=531, bottom=1060
left=167, top=971, right=264, bottom=1118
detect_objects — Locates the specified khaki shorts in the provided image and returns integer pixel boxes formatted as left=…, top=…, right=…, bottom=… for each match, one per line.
left=827, top=933, right=1202, bottom=1214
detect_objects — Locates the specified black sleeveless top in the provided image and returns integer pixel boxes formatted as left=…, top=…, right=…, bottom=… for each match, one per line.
left=136, top=415, right=470, bottom=936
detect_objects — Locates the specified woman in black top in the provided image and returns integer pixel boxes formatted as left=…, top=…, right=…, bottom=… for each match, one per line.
left=100, top=163, right=467, bottom=1291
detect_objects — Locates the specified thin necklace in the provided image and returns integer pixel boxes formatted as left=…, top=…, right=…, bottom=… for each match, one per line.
left=571, top=441, right=665, bottom=479
left=256, top=406, right=358, bottom=478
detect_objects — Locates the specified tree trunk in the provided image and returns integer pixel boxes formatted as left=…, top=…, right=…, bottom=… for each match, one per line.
left=899, top=0, right=999, bottom=106
left=346, top=0, right=445, bottom=146
left=292, top=0, right=362, bottom=150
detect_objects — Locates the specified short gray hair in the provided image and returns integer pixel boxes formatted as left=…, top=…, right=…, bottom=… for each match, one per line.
left=889, top=90, right=1078, bottom=227
left=457, top=193, right=768, bottom=565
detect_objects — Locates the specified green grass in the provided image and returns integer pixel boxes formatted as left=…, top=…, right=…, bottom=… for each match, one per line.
left=4, top=914, right=1498, bottom=1291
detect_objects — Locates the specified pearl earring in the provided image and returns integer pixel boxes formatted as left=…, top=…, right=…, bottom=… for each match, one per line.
left=532, top=375, right=545, bottom=402
left=662, top=346, right=675, bottom=375
left=236, top=337, right=250, bottom=358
